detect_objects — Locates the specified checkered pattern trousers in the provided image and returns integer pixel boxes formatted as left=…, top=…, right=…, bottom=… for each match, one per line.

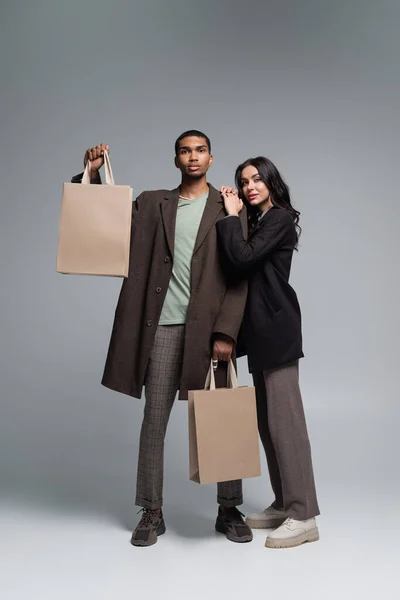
left=135, top=325, right=243, bottom=509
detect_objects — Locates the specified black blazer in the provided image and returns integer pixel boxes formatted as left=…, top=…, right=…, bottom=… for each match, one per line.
left=216, top=207, right=303, bottom=373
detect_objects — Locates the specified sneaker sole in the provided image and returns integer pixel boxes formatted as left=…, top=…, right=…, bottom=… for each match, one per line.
left=130, top=522, right=166, bottom=547
left=215, top=519, right=253, bottom=543
left=265, top=527, right=319, bottom=549
left=246, top=516, right=286, bottom=529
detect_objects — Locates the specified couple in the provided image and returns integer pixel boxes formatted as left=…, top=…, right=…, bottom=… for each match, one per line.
left=72, top=129, right=320, bottom=549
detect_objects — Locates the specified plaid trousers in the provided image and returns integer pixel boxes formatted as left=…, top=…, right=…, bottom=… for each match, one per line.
left=135, top=325, right=243, bottom=509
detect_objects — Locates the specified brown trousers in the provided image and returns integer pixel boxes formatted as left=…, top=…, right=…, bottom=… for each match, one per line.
left=252, top=362, right=320, bottom=520
left=135, top=325, right=243, bottom=509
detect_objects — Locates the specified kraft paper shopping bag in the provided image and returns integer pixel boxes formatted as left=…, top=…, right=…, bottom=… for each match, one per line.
left=57, top=151, right=133, bottom=277
left=188, top=361, right=261, bottom=484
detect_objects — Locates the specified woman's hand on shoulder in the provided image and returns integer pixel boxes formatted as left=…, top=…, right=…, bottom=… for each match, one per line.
left=220, top=186, right=243, bottom=216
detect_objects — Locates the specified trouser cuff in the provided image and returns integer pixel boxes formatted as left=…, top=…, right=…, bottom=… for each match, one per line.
left=217, top=495, right=243, bottom=508
left=135, top=497, right=163, bottom=510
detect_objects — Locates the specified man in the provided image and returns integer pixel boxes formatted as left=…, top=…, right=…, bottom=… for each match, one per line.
left=72, top=130, right=251, bottom=546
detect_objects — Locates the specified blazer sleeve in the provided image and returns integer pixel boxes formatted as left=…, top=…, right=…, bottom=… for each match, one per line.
left=71, top=172, right=101, bottom=184
left=216, top=210, right=295, bottom=271
left=212, top=209, right=248, bottom=343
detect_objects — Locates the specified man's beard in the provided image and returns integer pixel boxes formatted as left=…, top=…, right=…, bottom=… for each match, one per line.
left=185, top=169, right=205, bottom=180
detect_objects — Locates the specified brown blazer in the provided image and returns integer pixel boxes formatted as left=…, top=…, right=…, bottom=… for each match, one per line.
left=100, top=184, right=248, bottom=400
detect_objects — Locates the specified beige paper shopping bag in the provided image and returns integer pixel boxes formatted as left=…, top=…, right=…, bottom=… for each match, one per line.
left=57, top=151, right=133, bottom=277
left=188, top=361, right=261, bottom=484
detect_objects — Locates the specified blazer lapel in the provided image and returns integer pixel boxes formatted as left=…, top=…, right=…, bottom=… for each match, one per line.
left=248, top=206, right=277, bottom=238
left=161, top=188, right=180, bottom=258
left=193, top=185, right=224, bottom=255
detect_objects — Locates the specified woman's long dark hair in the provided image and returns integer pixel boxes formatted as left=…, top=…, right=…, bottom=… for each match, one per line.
left=235, top=156, right=301, bottom=249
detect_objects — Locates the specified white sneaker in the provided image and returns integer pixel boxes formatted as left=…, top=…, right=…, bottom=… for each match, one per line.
left=245, top=505, right=286, bottom=529
left=265, top=517, right=319, bottom=549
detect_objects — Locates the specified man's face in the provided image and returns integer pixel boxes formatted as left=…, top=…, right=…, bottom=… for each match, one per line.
left=175, top=136, right=213, bottom=178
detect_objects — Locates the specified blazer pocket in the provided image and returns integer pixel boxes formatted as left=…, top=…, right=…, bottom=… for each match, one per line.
left=261, top=285, right=283, bottom=315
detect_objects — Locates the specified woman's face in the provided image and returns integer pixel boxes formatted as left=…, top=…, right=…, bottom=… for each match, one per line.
left=240, top=165, right=271, bottom=210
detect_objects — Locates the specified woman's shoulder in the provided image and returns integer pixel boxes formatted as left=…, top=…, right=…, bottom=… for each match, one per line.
left=264, top=206, right=295, bottom=228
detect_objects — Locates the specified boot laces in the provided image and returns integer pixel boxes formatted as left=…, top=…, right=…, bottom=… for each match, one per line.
left=137, top=508, right=159, bottom=527
left=284, top=517, right=295, bottom=527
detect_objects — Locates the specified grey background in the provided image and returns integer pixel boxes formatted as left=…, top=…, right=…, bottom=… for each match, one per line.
left=0, top=0, right=399, bottom=596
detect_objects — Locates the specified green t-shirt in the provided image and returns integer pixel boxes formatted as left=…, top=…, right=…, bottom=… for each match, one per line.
left=159, top=192, right=208, bottom=325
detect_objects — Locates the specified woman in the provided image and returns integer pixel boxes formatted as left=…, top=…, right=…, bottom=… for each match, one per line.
left=217, top=157, right=320, bottom=549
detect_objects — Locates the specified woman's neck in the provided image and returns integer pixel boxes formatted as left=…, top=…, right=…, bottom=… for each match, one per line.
left=258, top=198, right=273, bottom=213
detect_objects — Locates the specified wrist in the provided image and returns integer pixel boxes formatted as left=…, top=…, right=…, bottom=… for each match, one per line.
left=90, top=169, right=101, bottom=183
left=214, top=333, right=234, bottom=344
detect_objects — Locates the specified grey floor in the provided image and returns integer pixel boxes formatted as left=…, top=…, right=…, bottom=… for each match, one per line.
left=1, top=486, right=396, bottom=600
left=1, top=392, right=398, bottom=600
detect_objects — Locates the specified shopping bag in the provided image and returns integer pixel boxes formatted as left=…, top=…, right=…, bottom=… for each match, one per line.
left=188, top=361, right=261, bottom=484
left=56, top=151, right=133, bottom=277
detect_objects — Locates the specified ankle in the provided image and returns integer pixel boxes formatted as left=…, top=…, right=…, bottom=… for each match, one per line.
left=219, top=505, right=237, bottom=513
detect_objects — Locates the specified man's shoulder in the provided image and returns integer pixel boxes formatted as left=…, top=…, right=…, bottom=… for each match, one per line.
left=134, top=189, right=170, bottom=210
left=137, top=188, right=173, bottom=200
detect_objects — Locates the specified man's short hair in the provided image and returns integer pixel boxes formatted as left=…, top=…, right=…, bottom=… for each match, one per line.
left=174, top=130, right=211, bottom=156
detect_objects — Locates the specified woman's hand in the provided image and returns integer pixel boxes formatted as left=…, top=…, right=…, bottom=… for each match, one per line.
left=220, top=186, right=243, bottom=216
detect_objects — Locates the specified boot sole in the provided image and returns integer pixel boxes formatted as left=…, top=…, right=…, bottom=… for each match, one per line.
left=265, top=527, right=319, bottom=549
left=246, top=517, right=286, bottom=529
left=215, top=519, right=253, bottom=543
left=130, top=521, right=166, bottom=547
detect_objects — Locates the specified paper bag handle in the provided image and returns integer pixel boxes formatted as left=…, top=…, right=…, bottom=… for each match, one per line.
left=204, top=360, right=239, bottom=391
left=81, top=150, right=115, bottom=185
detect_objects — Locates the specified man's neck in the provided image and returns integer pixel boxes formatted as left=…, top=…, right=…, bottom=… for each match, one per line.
left=179, top=177, right=209, bottom=200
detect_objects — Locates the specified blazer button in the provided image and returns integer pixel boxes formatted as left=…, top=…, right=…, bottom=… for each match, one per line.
left=156, top=287, right=162, bottom=293
left=164, top=257, right=170, bottom=263
left=146, top=320, right=152, bottom=327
